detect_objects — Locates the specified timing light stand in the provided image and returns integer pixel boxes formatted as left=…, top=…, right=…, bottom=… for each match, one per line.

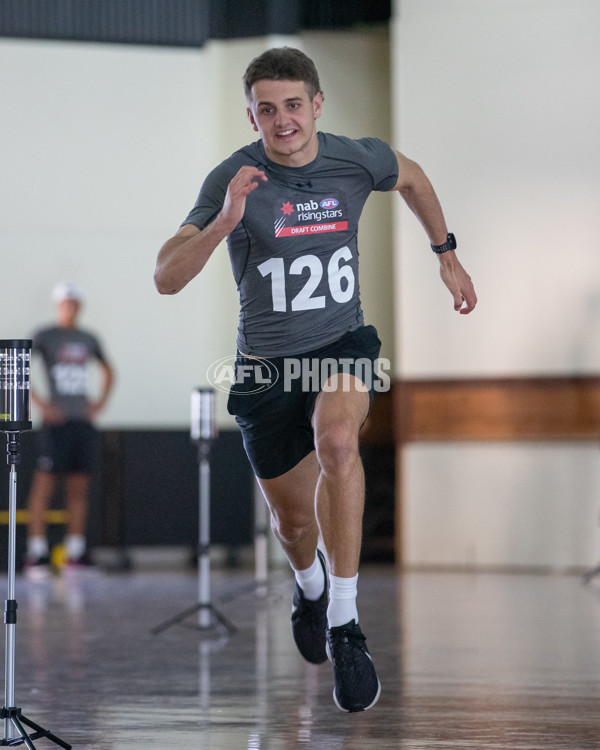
left=0, top=340, right=71, bottom=749
left=151, top=388, right=235, bottom=637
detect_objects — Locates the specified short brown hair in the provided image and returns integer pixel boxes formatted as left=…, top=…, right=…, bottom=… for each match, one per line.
left=243, top=47, right=323, bottom=101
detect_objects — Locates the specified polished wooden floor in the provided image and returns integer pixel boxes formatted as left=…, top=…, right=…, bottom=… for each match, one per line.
left=5, top=564, right=600, bottom=749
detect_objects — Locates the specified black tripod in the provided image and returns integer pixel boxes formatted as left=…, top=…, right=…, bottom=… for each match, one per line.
left=1, top=339, right=71, bottom=748
left=151, top=388, right=235, bottom=637
left=1, top=434, right=71, bottom=749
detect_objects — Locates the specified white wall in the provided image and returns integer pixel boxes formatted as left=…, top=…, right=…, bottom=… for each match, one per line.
left=403, top=443, right=600, bottom=571
left=4, top=10, right=597, bottom=570
left=0, top=30, right=393, bottom=429
left=0, top=38, right=231, bottom=427
left=393, top=0, right=600, bottom=569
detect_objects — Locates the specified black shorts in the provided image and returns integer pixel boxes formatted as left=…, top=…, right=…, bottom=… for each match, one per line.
left=227, top=325, right=382, bottom=480
left=36, top=420, right=98, bottom=474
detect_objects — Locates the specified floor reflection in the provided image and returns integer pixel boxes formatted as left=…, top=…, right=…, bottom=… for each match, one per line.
left=2, top=567, right=598, bottom=748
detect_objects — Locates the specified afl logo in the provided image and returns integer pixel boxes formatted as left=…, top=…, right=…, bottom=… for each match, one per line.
left=207, top=355, right=279, bottom=394
left=320, top=198, right=339, bottom=209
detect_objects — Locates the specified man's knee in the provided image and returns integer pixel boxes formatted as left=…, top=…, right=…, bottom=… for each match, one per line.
left=271, top=512, right=315, bottom=547
left=315, top=423, right=360, bottom=476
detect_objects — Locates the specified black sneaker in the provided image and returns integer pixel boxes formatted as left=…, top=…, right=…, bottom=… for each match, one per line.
left=326, top=619, right=381, bottom=712
left=291, top=549, right=328, bottom=664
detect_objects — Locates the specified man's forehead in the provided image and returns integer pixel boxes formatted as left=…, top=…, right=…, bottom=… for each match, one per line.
left=249, top=79, right=309, bottom=102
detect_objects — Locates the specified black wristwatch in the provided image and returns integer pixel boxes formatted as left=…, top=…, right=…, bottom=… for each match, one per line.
left=431, top=233, right=457, bottom=254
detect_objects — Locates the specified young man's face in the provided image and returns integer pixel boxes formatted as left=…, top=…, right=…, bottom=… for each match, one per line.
left=56, top=299, right=81, bottom=327
left=247, top=79, right=322, bottom=167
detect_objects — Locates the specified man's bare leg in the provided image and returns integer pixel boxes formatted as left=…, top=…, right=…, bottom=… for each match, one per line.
left=311, top=374, right=380, bottom=711
left=27, top=470, right=56, bottom=541
left=258, top=451, right=328, bottom=663
left=312, top=374, right=369, bottom=579
left=257, top=451, right=320, bottom=571
left=25, top=470, right=56, bottom=575
left=257, top=374, right=370, bottom=590
left=65, top=472, right=91, bottom=560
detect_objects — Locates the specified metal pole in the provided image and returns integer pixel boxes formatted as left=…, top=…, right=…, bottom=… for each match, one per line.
left=3, top=459, right=17, bottom=741
left=198, top=447, right=211, bottom=628
left=254, top=480, right=268, bottom=597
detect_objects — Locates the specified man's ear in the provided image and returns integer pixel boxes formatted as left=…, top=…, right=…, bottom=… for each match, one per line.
left=247, top=107, right=259, bottom=132
left=312, top=92, right=323, bottom=120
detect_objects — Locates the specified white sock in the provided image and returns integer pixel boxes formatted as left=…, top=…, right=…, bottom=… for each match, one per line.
left=327, top=573, right=359, bottom=628
left=65, top=534, right=86, bottom=561
left=293, top=552, right=325, bottom=601
left=28, top=535, right=48, bottom=559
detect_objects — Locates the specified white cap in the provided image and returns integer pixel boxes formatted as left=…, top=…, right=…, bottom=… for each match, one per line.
left=51, top=281, right=83, bottom=304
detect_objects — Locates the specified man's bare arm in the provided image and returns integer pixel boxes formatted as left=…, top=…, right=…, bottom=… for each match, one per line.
left=393, top=150, right=477, bottom=314
left=154, top=166, right=268, bottom=295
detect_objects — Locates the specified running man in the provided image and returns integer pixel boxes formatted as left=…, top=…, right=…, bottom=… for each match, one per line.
left=155, top=47, right=476, bottom=711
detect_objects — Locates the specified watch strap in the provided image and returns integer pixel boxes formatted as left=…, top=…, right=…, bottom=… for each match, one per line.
left=431, top=233, right=457, bottom=254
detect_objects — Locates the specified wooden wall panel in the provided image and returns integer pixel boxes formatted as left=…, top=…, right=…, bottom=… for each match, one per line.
left=359, top=379, right=600, bottom=565
left=383, top=377, right=600, bottom=565
left=394, top=377, right=600, bottom=442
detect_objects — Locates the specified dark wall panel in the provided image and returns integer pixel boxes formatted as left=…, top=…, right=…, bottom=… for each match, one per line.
left=0, top=428, right=254, bottom=568
left=0, top=0, right=390, bottom=47
left=0, top=416, right=395, bottom=566
left=97, top=429, right=254, bottom=548
left=0, top=0, right=210, bottom=47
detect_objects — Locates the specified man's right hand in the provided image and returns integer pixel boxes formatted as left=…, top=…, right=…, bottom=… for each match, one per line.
left=155, top=166, right=268, bottom=295
left=219, top=166, right=268, bottom=233
left=438, top=251, right=477, bottom=314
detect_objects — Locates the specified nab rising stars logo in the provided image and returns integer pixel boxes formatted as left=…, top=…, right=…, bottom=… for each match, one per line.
left=274, top=196, right=347, bottom=238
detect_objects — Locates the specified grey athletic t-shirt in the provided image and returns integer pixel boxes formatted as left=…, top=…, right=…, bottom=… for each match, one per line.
left=183, top=132, right=398, bottom=357
left=32, top=326, right=106, bottom=421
